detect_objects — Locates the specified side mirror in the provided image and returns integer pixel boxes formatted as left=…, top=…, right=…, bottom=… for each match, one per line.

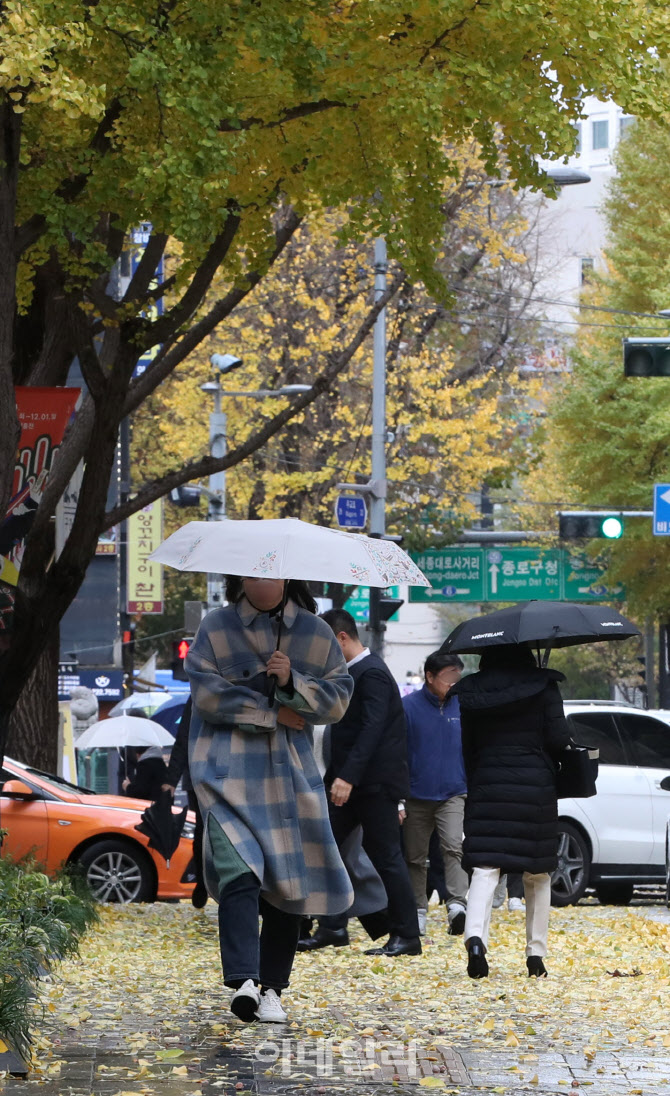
left=660, top=776, right=670, bottom=792
left=1, top=779, right=36, bottom=799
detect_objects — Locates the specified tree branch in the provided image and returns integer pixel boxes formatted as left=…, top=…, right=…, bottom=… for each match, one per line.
left=219, top=98, right=347, bottom=133
left=123, top=208, right=302, bottom=413
left=103, top=270, right=405, bottom=528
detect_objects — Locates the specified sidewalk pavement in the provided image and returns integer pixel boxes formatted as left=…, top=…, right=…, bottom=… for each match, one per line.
left=3, top=895, right=670, bottom=1096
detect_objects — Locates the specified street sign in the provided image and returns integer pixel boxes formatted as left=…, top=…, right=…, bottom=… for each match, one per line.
left=409, top=550, right=486, bottom=603
left=343, top=585, right=400, bottom=622
left=409, top=548, right=625, bottom=603
left=485, top=547, right=561, bottom=600
left=653, top=484, right=670, bottom=536
left=335, top=494, right=367, bottom=529
left=563, top=551, right=625, bottom=601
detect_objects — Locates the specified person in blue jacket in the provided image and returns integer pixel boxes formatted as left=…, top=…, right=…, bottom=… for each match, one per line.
left=402, top=652, right=469, bottom=937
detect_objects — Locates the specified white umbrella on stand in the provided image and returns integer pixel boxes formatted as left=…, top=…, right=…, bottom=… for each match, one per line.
left=75, top=715, right=175, bottom=750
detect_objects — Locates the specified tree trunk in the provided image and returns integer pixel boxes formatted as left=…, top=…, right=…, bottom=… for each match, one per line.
left=6, top=628, right=59, bottom=771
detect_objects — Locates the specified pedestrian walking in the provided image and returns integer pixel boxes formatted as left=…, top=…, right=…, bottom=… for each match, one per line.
left=451, top=644, right=571, bottom=979
left=401, top=652, right=469, bottom=937
left=185, top=577, right=354, bottom=1024
left=320, top=608, right=421, bottom=958
left=492, top=872, right=525, bottom=912
left=162, top=697, right=207, bottom=909
left=122, top=737, right=169, bottom=801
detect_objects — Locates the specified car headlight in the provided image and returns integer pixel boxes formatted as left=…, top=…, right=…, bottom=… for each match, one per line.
left=182, top=821, right=195, bottom=841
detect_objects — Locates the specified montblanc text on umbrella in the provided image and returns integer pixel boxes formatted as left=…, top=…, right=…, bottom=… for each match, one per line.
left=600, top=621, right=624, bottom=627
left=471, top=630, right=505, bottom=639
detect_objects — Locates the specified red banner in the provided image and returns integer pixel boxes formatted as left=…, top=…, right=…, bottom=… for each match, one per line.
left=1, top=387, right=80, bottom=585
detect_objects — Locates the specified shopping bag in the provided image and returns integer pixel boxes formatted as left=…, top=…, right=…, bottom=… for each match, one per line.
left=556, top=744, right=599, bottom=799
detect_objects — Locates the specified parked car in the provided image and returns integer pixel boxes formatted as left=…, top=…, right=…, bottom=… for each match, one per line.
left=553, top=701, right=670, bottom=906
left=0, top=756, right=197, bottom=904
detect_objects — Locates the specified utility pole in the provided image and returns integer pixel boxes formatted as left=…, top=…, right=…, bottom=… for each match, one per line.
left=200, top=378, right=227, bottom=613
left=367, top=238, right=388, bottom=654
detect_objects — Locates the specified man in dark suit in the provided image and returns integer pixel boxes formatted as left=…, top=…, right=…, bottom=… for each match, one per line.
left=318, top=608, right=421, bottom=957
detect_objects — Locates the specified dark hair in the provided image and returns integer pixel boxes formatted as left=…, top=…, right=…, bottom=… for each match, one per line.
left=225, top=576, right=317, bottom=614
left=127, top=707, right=149, bottom=719
left=320, top=607, right=359, bottom=640
left=424, top=651, right=464, bottom=678
left=478, top=644, right=538, bottom=671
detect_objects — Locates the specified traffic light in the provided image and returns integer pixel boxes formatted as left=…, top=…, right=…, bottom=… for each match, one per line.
left=171, top=637, right=193, bottom=681
left=558, top=512, right=624, bottom=540
left=169, top=485, right=202, bottom=506
left=623, top=337, right=670, bottom=377
left=378, top=595, right=404, bottom=622
left=635, top=655, right=647, bottom=692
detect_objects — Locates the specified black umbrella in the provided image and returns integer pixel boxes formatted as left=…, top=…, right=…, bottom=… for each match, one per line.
left=135, top=788, right=187, bottom=867
left=441, top=600, right=640, bottom=658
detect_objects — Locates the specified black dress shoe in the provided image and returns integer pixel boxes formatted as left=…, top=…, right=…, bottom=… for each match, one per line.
left=364, top=934, right=422, bottom=957
left=296, top=927, right=349, bottom=952
left=527, top=956, right=547, bottom=977
left=466, top=936, right=489, bottom=979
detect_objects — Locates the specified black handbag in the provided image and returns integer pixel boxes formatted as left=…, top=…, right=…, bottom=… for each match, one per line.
left=555, top=744, right=599, bottom=799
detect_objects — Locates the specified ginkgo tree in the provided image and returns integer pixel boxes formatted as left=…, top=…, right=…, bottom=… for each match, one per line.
left=0, top=0, right=666, bottom=766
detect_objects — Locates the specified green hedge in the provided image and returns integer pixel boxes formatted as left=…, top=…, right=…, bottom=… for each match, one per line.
left=0, top=845, right=98, bottom=1060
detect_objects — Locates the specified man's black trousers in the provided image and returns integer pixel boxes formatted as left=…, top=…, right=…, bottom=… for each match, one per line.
left=325, top=789, right=419, bottom=939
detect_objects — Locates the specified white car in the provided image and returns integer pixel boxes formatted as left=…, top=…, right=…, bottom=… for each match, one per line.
left=552, top=701, right=670, bottom=906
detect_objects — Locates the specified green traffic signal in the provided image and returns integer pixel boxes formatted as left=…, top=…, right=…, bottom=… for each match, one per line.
left=601, top=516, right=624, bottom=539
left=558, top=513, right=625, bottom=540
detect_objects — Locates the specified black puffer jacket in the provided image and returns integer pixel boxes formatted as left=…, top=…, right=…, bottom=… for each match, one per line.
left=453, top=666, right=571, bottom=874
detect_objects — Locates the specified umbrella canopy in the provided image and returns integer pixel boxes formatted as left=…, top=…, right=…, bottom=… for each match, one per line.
left=441, top=600, right=640, bottom=656
left=149, top=518, right=430, bottom=589
left=134, top=789, right=187, bottom=867
left=75, top=715, right=176, bottom=750
left=108, top=691, right=172, bottom=717
left=151, top=696, right=187, bottom=737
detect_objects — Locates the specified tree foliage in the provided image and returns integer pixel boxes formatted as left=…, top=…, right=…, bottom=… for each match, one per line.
left=0, top=0, right=667, bottom=759
left=528, top=116, right=670, bottom=621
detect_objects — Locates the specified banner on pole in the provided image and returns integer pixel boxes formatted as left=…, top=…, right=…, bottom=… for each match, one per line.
left=1, top=387, right=80, bottom=585
left=127, top=499, right=164, bottom=613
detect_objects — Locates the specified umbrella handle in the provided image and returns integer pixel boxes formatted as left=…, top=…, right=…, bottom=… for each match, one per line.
left=267, top=677, right=277, bottom=707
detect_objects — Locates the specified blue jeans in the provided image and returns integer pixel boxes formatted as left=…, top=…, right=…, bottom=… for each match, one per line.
left=218, top=872, right=302, bottom=991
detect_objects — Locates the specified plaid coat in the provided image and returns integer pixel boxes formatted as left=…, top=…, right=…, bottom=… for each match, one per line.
left=185, top=597, right=355, bottom=915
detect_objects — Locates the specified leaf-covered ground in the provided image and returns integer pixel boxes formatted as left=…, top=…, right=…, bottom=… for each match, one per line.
left=11, top=899, right=670, bottom=1094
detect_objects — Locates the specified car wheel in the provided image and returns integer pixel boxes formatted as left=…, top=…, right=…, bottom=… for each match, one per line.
left=78, top=839, right=156, bottom=904
left=594, top=881, right=634, bottom=905
left=551, top=822, right=590, bottom=907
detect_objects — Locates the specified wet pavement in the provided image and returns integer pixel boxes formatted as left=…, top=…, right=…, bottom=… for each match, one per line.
left=3, top=892, right=670, bottom=1096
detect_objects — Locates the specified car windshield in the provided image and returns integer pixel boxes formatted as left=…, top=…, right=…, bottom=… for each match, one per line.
left=24, top=766, right=97, bottom=795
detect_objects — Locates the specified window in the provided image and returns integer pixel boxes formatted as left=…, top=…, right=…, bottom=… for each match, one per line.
left=566, top=712, right=628, bottom=765
left=619, top=116, right=635, bottom=140
left=573, top=122, right=582, bottom=155
left=617, top=713, right=670, bottom=769
left=592, top=119, right=609, bottom=151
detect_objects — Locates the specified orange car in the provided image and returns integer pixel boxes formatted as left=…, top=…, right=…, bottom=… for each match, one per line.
left=0, top=756, right=197, bottom=903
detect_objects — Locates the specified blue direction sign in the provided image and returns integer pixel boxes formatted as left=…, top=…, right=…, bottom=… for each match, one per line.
left=653, top=484, right=670, bottom=536
left=335, top=494, right=367, bottom=529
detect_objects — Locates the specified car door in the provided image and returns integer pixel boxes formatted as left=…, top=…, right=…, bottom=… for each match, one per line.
left=566, top=711, right=653, bottom=865
left=0, top=768, right=49, bottom=864
left=614, top=712, right=670, bottom=867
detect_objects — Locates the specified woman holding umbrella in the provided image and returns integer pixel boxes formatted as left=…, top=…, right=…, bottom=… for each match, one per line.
left=184, top=575, right=354, bottom=1023
left=450, top=644, right=571, bottom=979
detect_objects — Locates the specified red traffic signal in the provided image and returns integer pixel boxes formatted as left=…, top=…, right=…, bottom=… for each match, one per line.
left=171, top=637, right=194, bottom=681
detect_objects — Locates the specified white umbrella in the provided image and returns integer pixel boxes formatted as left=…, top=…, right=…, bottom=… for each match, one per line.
left=75, top=715, right=175, bottom=750
left=108, top=692, right=172, bottom=717
left=148, top=518, right=430, bottom=588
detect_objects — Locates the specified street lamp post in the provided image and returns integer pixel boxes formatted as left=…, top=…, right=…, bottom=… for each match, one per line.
left=201, top=364, right=311, bottom=611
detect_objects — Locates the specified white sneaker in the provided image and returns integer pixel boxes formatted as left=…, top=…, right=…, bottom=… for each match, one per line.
left=492, top=875, right=507, bottom=908
left=417, top=908, right=427, bottom=936
left=508, top=897, right=525, bottom=912
left=256, top=988, right=288, bottom=1023
left=230, top=979, right=261, bottom=1023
